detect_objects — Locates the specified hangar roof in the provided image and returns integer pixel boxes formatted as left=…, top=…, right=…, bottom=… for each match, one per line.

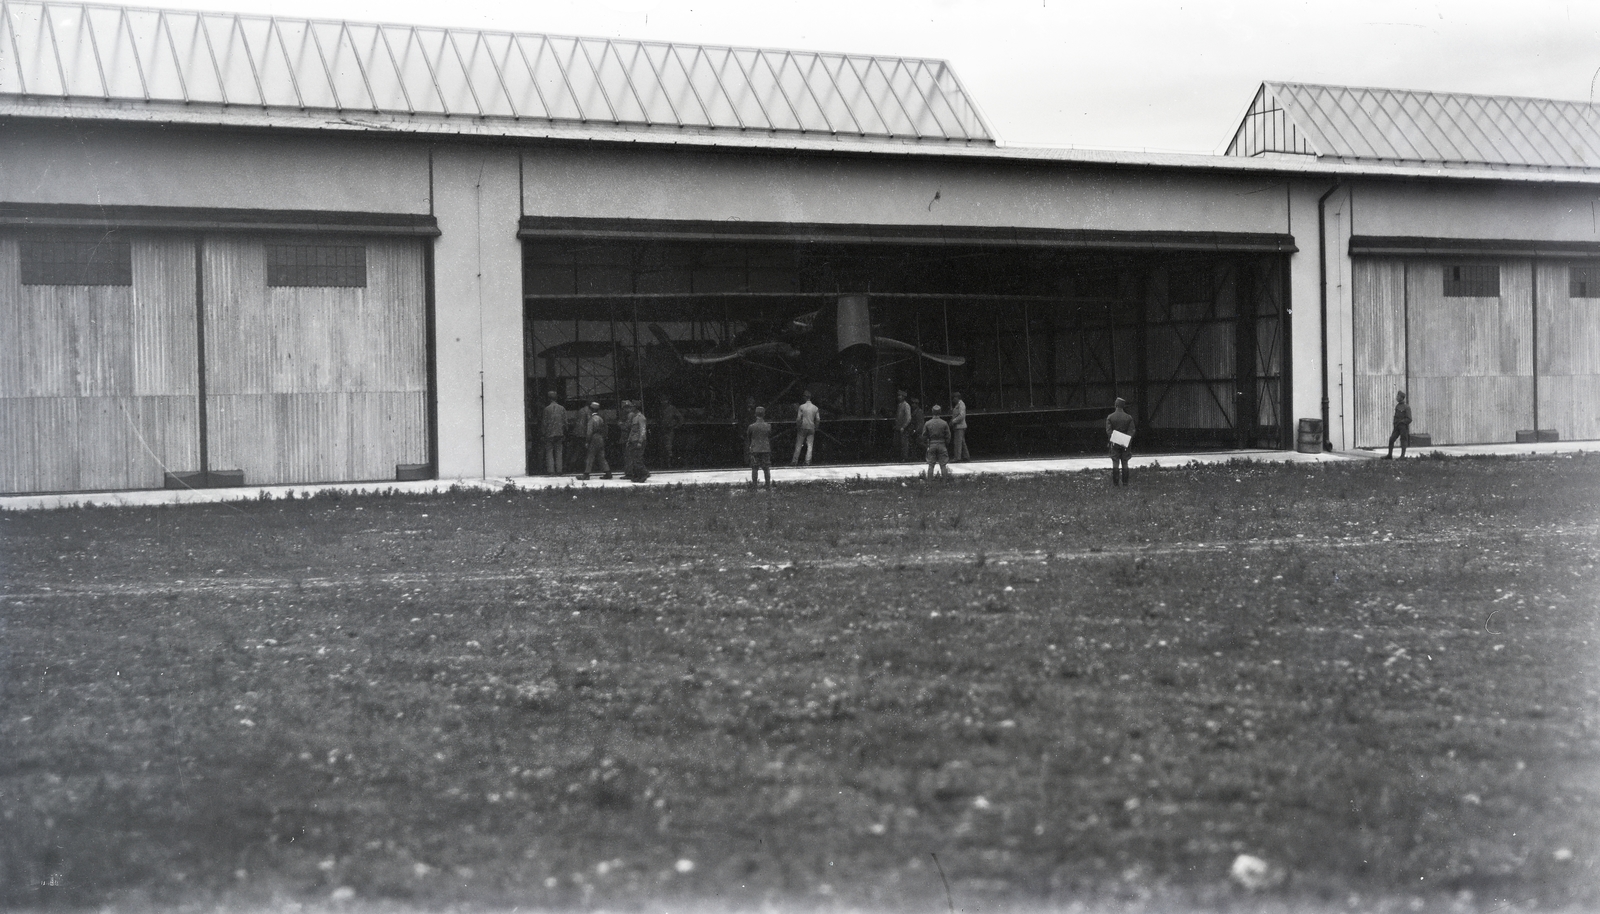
left=5, top=3, right=1600, bottom=187
left=0, top=0, right=992, bottom=144
left=1226, top=81, right=1600, bottom=173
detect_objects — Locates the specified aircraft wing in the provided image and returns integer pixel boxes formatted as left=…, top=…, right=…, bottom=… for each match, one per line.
left=873, top=336, right=966, bottom=367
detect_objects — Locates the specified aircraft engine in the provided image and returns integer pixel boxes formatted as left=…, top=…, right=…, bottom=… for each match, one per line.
left=836, top=294, right=876, bottom=373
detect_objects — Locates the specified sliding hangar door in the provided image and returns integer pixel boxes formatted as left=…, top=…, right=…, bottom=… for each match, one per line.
left=0, top=228, right=430, bottom=494
left=522, top=226, right=1292, bottom=470
left=1353, top=255, right=1600, bottom=447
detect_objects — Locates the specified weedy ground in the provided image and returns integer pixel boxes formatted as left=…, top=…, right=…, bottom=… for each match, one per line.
left=1, top=455, right=1598, bottom=913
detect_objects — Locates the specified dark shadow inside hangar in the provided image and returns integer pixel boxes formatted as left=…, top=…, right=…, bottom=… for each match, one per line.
left=521, top=222, right=1292, bottom=472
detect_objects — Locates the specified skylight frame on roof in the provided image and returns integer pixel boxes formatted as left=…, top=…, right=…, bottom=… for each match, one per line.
left=0, top=0, right=994, bottom=144
left=1230, top=81, right=1600, bottom=172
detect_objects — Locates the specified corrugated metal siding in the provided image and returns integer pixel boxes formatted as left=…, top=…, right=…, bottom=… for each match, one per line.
left=1352, top=259, right=1407, bottom=448
left=131, top=239, right=200, bottom=395
left=202, top=235, right=427, bottom=484
left=1536, top=261, right=1600, bottom=440
left=1143, top=382, right=1232, bottom=430
left=207, top=391, right=426, bottom=484
left=0, top=0, right=991, bottom=143
left=1405, top=260, right=1533, bottom=444
left=0, top=234, right=199, bottom=493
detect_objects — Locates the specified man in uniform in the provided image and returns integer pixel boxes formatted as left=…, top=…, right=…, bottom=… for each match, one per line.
left=659, top=396, right=684, bottom=467
left=895, top=389, right=913, bottom=460
left=909, top=397, right=924, bottom=456
left=1107, top=397, right=1135, bottom=487
left=571, top=401, right=592, bottom=473
left=746, top=406, right=773, bottom=489
left=580, top=402, right=611, bottom=481
left=951, top=391, right=970, bottom=462
left=922, top=404, right=952, bottom=481
left=541, top=391, right=567, bottom=476
left=624, top=400, right=650, bottom=482
left=1384, top=391, right=1412, bottom=459
left=792, top=391, right=821, bottom=466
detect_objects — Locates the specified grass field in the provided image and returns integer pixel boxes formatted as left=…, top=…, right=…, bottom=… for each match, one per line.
left=2, top=456, right=1598, bottom=913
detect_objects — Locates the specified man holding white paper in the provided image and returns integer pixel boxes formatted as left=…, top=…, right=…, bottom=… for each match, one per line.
left=1107, top=398, right=1135, bottom=487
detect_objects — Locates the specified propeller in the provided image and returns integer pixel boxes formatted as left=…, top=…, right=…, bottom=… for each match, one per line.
left=873, top=336, right=966, bottom=367
left=681, top=341, right=800, bottom=365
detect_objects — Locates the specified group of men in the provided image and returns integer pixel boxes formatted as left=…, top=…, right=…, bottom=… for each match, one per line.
left=743, top=391, right=820, bottom=488
left=745, top=389, right=973, bottom=485
left=540, top=391, right=652, bottom=483
left=894, top=389, right=970, bottom=466
left=544, top=387, right=1144, bottom=488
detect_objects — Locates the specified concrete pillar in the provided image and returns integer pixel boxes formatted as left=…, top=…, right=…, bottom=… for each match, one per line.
left=1286, top=180, right=1328, bottom=445
left=1324, top=186, right=1357, bottom=452
left=1286, top=179, right=1357, bottom=451
left=431, top=147, right=526, bottom=479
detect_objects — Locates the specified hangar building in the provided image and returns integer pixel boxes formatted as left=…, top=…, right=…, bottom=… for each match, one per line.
left=2, top=0, right=1598, bottom=493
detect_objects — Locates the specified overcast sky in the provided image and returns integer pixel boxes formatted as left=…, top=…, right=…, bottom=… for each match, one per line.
left=144, top=0, right=1600, bottom=153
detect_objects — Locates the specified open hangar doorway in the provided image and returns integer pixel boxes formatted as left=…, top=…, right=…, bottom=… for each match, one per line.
left=520, top=224, right=1291, bottom=472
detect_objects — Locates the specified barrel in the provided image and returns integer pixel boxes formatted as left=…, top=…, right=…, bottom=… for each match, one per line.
left=1296, top=418, right=1323, bottom=453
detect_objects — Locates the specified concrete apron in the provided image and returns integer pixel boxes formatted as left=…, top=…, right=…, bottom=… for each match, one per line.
left=2, top=442, right=1592, bottom=512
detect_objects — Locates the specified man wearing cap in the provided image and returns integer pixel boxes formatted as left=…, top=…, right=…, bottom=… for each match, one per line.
left=580, top=402, right=611, bottom=481
left=921, top=404, right=951, bottom=481
left=1107, top=397, right=1135, bottom=487
left=746, top=406, right=773, bottom=489
left=541, top=390, right=567, bottom=476
left=1384, top=391, right=1412, bottom=459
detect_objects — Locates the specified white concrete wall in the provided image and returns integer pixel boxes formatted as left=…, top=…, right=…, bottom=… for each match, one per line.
left=1286, top=181, right=1333, bottom=445
left=1351, top=181, right=1600, bottom=243
left=430, top=148, right=526, bottom=480
left=0, top=122, right=430, bottom=212
left=521, top=146, right=1293, bottom=234
left=1324, top=186, right=1358, bottom=451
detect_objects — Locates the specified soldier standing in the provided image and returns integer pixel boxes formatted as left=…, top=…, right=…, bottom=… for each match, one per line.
left=951, top=391, right=970, bottom=461
left=1107, top=397, right=1135, bottom=487
left=792, top=391, right=821, bottom=466
left=922, top=405, right=952, bottom=481
left=542, top=391, right=567, bottom=476
left=895, top=389, right=913, bottom=460
left=580, top=402, right=611, bottom=481
left=570, top=401, right=592, bottom=473
left=624, top=401, right=650, bottom=482
left=659, top=396, right=684, bottom=467
left=909, top=397, right=925, bottom=455
left=1384, top=391, right=1412, bottom=459
left=746, top=406, right=773, bottom=488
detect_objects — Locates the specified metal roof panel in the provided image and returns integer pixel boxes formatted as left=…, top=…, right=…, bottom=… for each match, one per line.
left=0, top=0, right=993, bottom=141
left=1237, top=81, right=1600, bottom=170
